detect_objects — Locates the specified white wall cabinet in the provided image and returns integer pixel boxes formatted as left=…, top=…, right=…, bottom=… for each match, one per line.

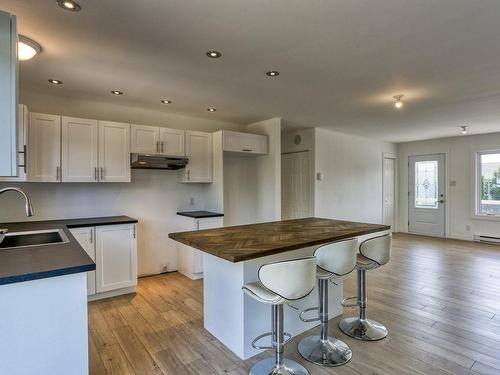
left=27, top=113, right=62, bottom=182
left=177, top=216, right=223, bottom=279
left=131, top=124, right=185, bottom=156
left=0, top=105, right=28, bottom=182
left=181, top=131, right=213, bottom=183
left=95, top=224, right=137, bottom=293
left=223, top=130, right=268, bottom=155
left=98, top=121, right=131, bottom=182
left=0, top=11, right=17, bottom=177
left=69, top=227, right=96, bottom=296
left=62, top=117, right=99, bottom=183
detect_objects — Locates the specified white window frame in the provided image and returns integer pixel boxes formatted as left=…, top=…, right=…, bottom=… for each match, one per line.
left=475, top=149, right=500, bottom=219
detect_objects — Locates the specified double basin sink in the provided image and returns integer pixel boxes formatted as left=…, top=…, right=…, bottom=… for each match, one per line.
left=0, top=229, right=69, bottom=250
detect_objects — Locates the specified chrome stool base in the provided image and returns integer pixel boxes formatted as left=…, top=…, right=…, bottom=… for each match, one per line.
left=298, top=335, right=352, bottom=367
left=250, top=358, right=310, bottom=375
left=338, top=317, right=388, bottom=341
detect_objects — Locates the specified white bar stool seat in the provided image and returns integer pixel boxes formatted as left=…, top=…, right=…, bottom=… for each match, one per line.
left=242, top=256, right=317, bottom=375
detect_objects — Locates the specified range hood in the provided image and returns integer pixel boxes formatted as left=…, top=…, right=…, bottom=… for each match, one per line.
left=131, top=154, right=188, bottom=170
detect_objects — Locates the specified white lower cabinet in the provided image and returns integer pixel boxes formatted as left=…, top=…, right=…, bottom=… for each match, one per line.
left=177, top=216, right=223, bottom=279
left=70, top=223, right=137, bottom=299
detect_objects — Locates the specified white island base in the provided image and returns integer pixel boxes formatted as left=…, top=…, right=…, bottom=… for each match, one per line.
left=203, top=245, right=343, bottom=360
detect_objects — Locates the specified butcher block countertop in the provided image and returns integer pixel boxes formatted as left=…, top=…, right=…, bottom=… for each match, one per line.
left=169, top=217, right=390, bottom=263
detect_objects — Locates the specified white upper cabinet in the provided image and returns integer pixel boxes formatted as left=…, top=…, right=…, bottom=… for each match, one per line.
left=182, top=130, right=212, bottom=183
left=62, top=117, right=99, bottom=183
left=0, top=104, right=28, bottom=182
left=131, top=124, right=160, bottom=154
left=28, top=113, right=61, bottom=183
left=0, top=12, right=17, bottom=177
left=98, top=121, right=131, bottom=182
left=159, top=127, right=185, bottom=156
left=222, top=130, right=268, bottom=155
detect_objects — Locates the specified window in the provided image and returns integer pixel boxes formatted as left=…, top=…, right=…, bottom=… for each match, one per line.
left=477, top=151, right=500, bottom=216
left=415, top=160, right=438, bottom=209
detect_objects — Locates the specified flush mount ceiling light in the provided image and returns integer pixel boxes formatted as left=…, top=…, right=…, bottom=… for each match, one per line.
left=207, top=107, right=216, bottom=112
left=18, top=35, right=42, bottom=61
left=206, top=50, right=222, bottom=58
left=111, top=90, right=123, bottom=95
left=57, top=0, right=81, bottom=11
left=393, top=94, right=404, bottom=109
left=161, top=99, right=172, bottom=104
left=48, top=79, right=63, bottom=84
left=460, top=125, right=468, bottom=135
left=266, top=70, right=280, bottom=77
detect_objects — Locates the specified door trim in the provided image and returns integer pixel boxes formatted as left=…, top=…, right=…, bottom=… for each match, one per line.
left=382, top=152, right=398, bottom=232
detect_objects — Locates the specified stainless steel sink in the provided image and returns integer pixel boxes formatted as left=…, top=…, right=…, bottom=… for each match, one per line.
left=0, top=229, right=69, bottom=249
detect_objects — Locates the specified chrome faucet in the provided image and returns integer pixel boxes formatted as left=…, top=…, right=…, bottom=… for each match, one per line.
left=0, top=187, right=34, bottom=243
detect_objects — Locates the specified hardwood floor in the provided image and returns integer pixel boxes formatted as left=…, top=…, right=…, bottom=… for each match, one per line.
left=89, top=233, right=500, bottom=374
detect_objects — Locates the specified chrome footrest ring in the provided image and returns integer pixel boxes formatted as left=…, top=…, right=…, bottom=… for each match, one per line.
left=251, top=332, right=292, bottom=350
left=341, top=296, right=358, bottom=308
left=299, top=307, right=320, bottom=322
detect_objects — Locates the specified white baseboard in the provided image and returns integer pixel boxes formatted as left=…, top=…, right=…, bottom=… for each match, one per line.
left=87, top=286, right=136, bottom=302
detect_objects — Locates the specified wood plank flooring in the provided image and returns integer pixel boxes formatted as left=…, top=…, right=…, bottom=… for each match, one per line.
left=89, top=233, right=500, bottom=374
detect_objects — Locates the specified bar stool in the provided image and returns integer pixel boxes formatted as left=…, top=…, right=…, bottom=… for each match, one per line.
left=242, top=257, right=317, bottom=375
left=297, top=238, right=358, bottom=367
left=339, top=234, right=392, bottom=341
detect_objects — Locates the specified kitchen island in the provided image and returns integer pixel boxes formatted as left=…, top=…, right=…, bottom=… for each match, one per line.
left=169, top=217, right=390, bottom=359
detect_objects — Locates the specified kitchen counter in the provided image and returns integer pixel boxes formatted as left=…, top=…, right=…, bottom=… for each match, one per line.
left=0, top=216, right=137, bottom=285
left=169, top=217, right=389, bottom=262
left=176, top=210, right=224, bottom=219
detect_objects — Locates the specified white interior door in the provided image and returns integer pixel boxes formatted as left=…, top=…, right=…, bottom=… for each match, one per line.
left=281, top=151, right=312, bottom=220
left=383, top=157, right=396, bottom=231
left=409, top=154, right=445, bottom=236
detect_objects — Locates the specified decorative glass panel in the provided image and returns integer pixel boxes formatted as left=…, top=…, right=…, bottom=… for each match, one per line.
left=415, top=161, right=438, bottom=209
left=479, top=152, right=500, bottom=215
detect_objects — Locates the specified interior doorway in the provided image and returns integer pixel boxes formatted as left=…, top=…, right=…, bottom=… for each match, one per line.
left=383, top=155, right=396, bottom=232
left=281, top=151, right=313, bottom=220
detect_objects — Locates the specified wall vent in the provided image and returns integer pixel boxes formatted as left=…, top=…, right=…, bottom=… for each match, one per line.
left=474, top=234, right=500, bottom=245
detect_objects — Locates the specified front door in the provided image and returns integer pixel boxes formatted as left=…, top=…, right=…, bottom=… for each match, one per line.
left=409, top=154, right=445, bottom=236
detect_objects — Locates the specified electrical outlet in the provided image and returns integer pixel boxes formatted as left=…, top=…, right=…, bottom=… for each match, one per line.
left=189, top=197, right=195, bottom=206
left=161, top=264, right=169, bottom=273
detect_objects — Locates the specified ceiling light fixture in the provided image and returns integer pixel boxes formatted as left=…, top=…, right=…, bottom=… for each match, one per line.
left=461, top=126, right=468, bottom=135
left=393, top=94, right=404, bottom=109
left=18, top=35, right=41, bottom=61
left=111, top=90, right=123, bottom=95
left=48, top=79, right=63, bottom=85
left=57, top=0, right=81, bottom=11
left=206, top=50, right=222, bottom=58
left=266, top=70, right=280, bottom=77
left=207, top=107, right=216, bottom=112
left=161, top=99, right=172, bottom=104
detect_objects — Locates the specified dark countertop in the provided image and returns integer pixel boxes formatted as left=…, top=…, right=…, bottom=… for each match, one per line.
left=177, top=211, right=224, bottom=219
left=169, top=217, right=390, bottom=263
left=0, top=216, right=137, bottom=286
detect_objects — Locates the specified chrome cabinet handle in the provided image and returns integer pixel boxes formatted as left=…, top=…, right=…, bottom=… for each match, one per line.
left=242, top=149, right=252, bottom=152
left=90, top=229, right=93, bottom=243
left=161, top=141, right=164, bottom=153
left=94, top=167, right=98, bottom=181
left=56, top=166, right=60, bottom=181
left=187, top=170, right=190, bottom=181
left=17, top=145, right=27, bottom=173
left=100, top=167, right=104, bottom=180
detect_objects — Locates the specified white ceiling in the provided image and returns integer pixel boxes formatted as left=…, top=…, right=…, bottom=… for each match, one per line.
left=2, top=0, right=500, bottom=142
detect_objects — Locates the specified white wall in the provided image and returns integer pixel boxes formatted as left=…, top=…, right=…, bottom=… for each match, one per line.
left=0, top=91, right=245, bottom=276
left=314, top=128, right=397, bottom=224
left=398, top=132, right=500, bottom=240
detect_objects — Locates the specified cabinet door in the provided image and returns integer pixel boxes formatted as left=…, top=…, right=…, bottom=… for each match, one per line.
left=27, top=113, right=61, bottom=182
left=0, top=104, right=28, bottom=182
left=0, top=12, right=16, bottom=177
left=159, top=127, right=185, bottom=156
left=183, top=131, right=212, bottom=183
left=95, top=224, right=137, bottom=293
left=69, top=227, right=96, bottom=296
left=131, top=124, right=160, bottom=154
left=62, top=117, right=98, bottom=182
left=194, top=217, right=223, bottom=274
left=98, top=121, right=131, bottom=182
left=223, top=130, right=268, bottom=155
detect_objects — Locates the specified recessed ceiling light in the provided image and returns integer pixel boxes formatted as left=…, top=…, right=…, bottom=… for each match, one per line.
left=206, top=50, right=222, bottom=58
left=207, top=107, right=216, bottom=112
left=393, top=94, right=404, bottom=109
left=161, top=99, right=172, bottom=104
left=48, top=79, right=63, bottom=85
left=57, top=0, right=81, bottom=11
left=18, top=35, right=41, bottom=61
left=111, top=90, right=123, bottom=95
left=266, top=70, right=280, bottom=77
left=460, top=125, right=468, bottom=135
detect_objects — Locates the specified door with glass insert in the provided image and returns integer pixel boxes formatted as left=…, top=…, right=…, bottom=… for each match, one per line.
left=409, top=154, right=445, bottom=236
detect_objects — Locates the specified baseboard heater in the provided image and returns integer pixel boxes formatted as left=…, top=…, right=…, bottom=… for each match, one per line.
left=474, top=234, right=500, bottom=245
